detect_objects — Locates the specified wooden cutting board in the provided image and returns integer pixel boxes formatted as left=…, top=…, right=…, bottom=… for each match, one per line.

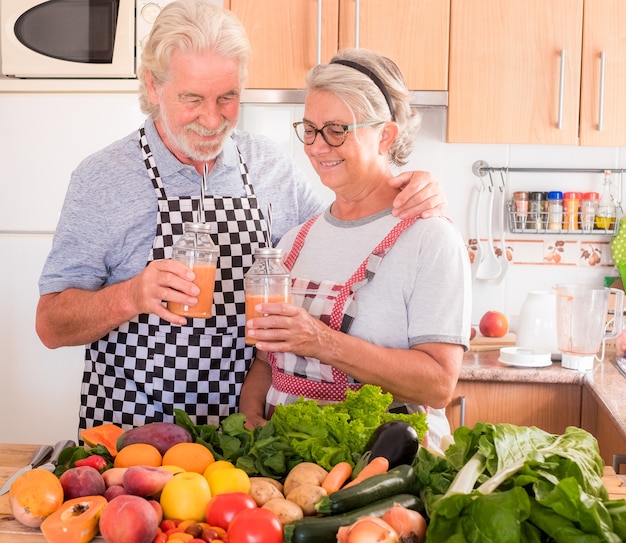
left=470, top=332, right=517, bottom=352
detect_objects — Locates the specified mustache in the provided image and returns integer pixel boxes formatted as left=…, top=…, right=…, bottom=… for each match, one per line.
left=184, top=121, right=229, bottom=137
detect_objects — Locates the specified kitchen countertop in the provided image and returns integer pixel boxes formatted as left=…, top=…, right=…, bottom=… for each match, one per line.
left=461, top=349, right=584, bottom=385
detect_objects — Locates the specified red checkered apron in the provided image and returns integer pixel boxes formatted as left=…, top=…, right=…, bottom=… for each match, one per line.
left=265, top=214, right=417, bottom=413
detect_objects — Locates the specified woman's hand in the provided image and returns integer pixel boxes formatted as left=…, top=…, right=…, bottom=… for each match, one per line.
left=389, top=170, right=447, bottom=219
left=245, top=302, right=329, bottom=358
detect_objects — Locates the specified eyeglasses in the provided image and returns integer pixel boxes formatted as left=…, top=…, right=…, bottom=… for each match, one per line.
left=292, top=120, right=384, bottom=147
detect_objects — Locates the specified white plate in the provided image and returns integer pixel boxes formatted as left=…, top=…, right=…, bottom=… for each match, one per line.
left=499, top=347, right=552, bottom=368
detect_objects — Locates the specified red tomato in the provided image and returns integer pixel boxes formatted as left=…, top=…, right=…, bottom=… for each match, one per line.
left=227, top=508, right=282, bottom=543
left=205, top=492, right=257, bottom=530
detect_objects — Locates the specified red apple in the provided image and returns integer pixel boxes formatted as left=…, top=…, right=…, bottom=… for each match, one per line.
left=470, top=327, right=477, bottom=340
left=479, top=311, right=508, bottom=338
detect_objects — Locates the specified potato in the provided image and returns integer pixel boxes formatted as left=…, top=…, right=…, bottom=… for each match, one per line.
left=249, top=477, right=285, bottom=506
left=262, top=497, right=304, bottom=525
left=283, top=462, right=328, bottom=496
left=252, top=476, right=284, bottom=494
left=286, top=483, right=328, bottom=516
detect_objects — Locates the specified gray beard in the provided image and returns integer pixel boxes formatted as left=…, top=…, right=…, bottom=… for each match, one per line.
left=159, top=110, right=234, bottom=162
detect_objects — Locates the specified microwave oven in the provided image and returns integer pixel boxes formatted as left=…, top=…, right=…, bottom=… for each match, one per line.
left=1, top=0, right=174, bottom=78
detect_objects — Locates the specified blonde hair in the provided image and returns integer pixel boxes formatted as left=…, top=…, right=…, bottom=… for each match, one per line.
left=306, top=48, right=421, bottom=166
left=138, top=0, right=252, bottom=119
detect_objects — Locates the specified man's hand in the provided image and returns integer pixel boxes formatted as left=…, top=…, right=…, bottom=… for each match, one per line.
left=389, top=170, right=448, bottom=219
left=130, top=259, right=199, bottom=326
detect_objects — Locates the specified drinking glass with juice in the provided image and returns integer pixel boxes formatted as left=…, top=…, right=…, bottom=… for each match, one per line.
left=167, top=222, right=218, bottom=319
left=244, top=247, right=291, bottom=344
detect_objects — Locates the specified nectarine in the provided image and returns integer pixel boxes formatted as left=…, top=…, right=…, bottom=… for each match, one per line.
left=479, top=311, right=508, bottom=338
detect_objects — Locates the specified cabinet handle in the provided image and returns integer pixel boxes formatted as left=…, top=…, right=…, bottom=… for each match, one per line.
left=354, top=0, right=360, bottom=48
left=557, top=49, right=565, bottom=130
left=316, top=0, right=322, bottom=64
left=459, top=395, right=466, bottom=428
left=598, top=51, right=606, bottom=132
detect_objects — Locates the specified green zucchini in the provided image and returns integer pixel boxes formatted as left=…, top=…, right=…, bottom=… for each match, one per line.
left=315, top=463, right=417, bottom=515
left=283, top=493, right=424, bottom=543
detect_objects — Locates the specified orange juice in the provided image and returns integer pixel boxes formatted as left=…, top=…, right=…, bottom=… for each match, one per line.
left=244, top=293, right=291, bottom=344
left=168, top=264, right=216, bottom=318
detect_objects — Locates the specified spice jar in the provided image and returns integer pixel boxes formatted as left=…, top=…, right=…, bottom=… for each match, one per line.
left=167, top=222, right=219, bottom=318
left=528, top=192, right=545, bottom=231
left=512, top=191, right=529, bottom=231
left=563, top=191, right=582, bottom=231
left=580, top=192, right=599, bottom=233
left=244, top=247, right=292, bottom=344
left=547, top=191, right=564, bottom=231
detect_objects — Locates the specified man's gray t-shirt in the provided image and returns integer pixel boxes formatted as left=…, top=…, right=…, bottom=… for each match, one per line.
left=39, top=119, right=325, bottom=295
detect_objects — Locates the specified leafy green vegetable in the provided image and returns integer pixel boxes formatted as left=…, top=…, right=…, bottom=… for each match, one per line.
left=414, top=422, right=626, bottom=542
left=270, top=385, right=428, bottom=471
left=174, top=384, right=428, bottom=478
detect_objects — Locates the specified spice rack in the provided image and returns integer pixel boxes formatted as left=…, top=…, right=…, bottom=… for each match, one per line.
left=472, top=161, right=624, bottom=237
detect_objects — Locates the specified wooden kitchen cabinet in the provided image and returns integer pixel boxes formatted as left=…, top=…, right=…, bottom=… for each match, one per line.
left=227, top=0, right=449, bottom=91
left=580, top=386, right=626, bottom=472
left=448, top=0, right=626, bottom=146
left=447, top=0, right=583, bottom=144
left=446, top=380, right=582, bottom=435
left=579, top=0, right=626, bottom=146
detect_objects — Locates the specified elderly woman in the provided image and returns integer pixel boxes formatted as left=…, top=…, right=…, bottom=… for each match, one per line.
left=239, top=49, right=471, bottom=451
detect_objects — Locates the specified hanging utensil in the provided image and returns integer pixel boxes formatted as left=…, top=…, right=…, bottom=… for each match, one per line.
left=475, top=171, right=502, bottom=280
left=489, top=170, right=510, bottom=284
left=470, top=178, right=485, bottom=280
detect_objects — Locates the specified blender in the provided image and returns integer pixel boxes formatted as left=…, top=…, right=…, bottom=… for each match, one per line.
left=554, top=284, right=624, bottom=371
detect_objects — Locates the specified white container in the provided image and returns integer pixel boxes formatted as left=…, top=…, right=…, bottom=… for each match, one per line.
left=515, top=290, right=559, bottom=356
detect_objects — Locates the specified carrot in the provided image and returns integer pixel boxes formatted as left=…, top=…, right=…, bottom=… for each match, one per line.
left=342, top=456, right=389, bottom=489
left=322, top=461, right=353, bottom=494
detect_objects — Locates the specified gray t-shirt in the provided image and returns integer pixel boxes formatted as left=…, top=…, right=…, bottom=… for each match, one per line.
left=39, top=119, right=326, bottom=294
left=276, top=208, right=472, bottom=450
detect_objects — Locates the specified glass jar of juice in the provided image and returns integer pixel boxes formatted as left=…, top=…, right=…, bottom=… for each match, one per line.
left=167, top=222, right=218, bottom=319
left=244, top=247, right=291, bottom=344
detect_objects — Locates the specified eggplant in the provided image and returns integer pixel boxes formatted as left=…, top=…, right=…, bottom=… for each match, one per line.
left=364, top=420, right=419, bottom=468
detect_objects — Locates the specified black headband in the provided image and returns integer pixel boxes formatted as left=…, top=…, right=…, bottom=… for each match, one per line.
left=330, top=59, right=396, bottom=121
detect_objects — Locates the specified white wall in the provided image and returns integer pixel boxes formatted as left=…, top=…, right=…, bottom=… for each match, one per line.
left=1, top=93, right=622, bottom=443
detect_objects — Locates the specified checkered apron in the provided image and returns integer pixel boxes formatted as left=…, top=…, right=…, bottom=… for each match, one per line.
left=265, top=214, right=418, bottom=415
left=79, top=128, right=268, bottom=431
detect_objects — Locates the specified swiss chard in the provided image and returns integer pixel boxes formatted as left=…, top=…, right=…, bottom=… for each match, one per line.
left=414, top=423, right=626, bottom=542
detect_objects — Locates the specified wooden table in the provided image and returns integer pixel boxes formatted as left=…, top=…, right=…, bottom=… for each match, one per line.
left=1, top=444, right=625, bottom=542
left=0, top=444, right=106, bottom=543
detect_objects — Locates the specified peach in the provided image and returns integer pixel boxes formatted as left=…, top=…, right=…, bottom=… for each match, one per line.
left=148, top=499, right=163, bottom=525
left=103, top=467, right=128, bottom=488
left=105, top=484, right=128, bottom=501
left=99, top=495, right=159, bottom=543
left=479, top=311, right=508, bottom=338
left=59, top=466, right=106, bottom=500
left=123, top=466, right=173, bottom=498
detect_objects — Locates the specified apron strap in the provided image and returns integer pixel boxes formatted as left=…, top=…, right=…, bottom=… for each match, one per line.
left=330, top=216, right=419, bottom=330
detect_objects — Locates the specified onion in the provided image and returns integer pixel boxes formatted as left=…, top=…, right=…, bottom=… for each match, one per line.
left=381, top=505, right=428, bottom=543
left=338, top=516, right=399, bottom=543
